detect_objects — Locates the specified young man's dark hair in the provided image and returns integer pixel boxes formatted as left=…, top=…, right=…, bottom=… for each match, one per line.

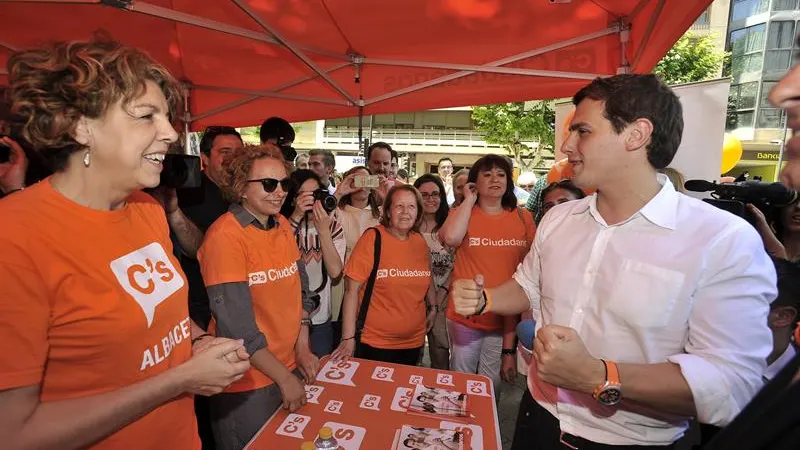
left=438, top=156, right=453, bottom=165
left=308, top=148, right=336, bottom=170
left=199, top=126, right=241, bottom=156
left=259, top=116, right=296, bottom=161
left=773, top=258, right=800, bottom=327
left=366, top=141, right=397, bottom=161
left=573, top=74, right=683, bottom=170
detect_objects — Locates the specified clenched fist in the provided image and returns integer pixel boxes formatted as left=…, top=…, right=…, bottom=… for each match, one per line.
left=533, top=325, right=604, bottom=394
left=451, top=274, right=486, bottom=316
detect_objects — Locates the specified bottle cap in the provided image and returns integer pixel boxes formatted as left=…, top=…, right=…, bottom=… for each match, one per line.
left=318, top=426, right=333, bottom=439
left=300, top=442, right=315, bottom=450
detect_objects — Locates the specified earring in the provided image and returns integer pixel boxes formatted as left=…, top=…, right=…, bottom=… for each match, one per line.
left=82, top=151, right=91, bottom=168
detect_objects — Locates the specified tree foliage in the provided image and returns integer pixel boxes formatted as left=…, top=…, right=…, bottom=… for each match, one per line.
left=471, top=101, right=555, bottom=170
left=653, top=32, right=727, bottom=85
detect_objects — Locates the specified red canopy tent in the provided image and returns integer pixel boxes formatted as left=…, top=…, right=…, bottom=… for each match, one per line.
left=0, top=0, right=711, bottom=131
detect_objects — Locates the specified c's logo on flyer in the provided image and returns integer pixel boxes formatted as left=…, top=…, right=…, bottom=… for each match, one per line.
left=276, top=414, right=310, bottom=439
left=316, top=359, right=359, bottom=386
left=110, top=243, right=184, bottom=327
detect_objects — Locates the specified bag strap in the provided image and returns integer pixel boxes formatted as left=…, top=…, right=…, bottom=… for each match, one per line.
left=355, top=227, right=382, bottom=340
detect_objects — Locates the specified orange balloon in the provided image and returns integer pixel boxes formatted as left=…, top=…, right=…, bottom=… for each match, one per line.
left=546, top=158, right=574, bottom=183
left=545, top=158, right=595, bottom=196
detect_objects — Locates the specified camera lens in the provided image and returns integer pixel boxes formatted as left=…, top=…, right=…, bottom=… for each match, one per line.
left=323, top=195, right=337, bottom=212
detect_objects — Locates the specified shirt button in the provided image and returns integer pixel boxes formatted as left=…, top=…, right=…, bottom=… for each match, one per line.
left=575, top=307, right=583, bottom=314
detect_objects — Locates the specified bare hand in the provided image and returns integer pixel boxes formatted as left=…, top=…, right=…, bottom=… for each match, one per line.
left=331, top=339, right=356, bottom=362
left=193, top=336, right=250, bottom=364
left=293, top=191, right=315, bottom=219
left=180, top=339, right=250, bottom=396
left=501, top=353, right=518, bottom=383
left=451, top=275, right=485, bottom=316
left=533, top=325, right=604, bottom=393
left=278, top=373, right=307, bottom=412
left=747, top=204, right=788, bottom=259
left=311, top=200, right=332, bottom=232
left=151, top=186, right=179, bottom=215
left=376, top=175, right=393, bottom=202
left=0, top=136, right=28, bottom=194
left=336, top=173, right=359, bottom=198
left=462, top=182, right=478, bottom=205
left=295, top=347, right=320, bottom=383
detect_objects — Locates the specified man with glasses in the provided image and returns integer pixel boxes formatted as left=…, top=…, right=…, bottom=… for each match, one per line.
left=260, top=116, right=296, bottom=163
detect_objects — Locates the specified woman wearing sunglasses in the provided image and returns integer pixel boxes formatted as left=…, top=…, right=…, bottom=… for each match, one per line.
left=198, top=144, right=320, bottom=450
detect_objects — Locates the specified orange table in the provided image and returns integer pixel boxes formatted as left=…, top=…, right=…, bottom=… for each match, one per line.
left=246, top=357, right=501, bottom=450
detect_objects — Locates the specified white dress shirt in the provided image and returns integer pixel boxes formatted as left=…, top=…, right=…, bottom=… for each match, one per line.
left=513, top=174, right=776, bottom=446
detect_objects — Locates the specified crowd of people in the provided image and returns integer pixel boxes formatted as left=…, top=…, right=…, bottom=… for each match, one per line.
left=1, top=36, right=799, bottom=450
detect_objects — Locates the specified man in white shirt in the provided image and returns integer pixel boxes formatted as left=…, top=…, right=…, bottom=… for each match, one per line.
left=451, top=74, right=777, bottom=449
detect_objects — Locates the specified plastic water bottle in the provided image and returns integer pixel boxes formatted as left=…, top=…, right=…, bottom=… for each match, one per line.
left=300, top=442, right=315, bottom=450
left=314, top=426, right=339, bottom=449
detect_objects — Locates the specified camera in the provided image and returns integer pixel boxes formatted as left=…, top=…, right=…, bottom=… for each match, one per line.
left=684, top=179, right=798, bottom=224
left=313, top=188, right=338, bottom=213
left=159, top=154, right=202, bottom=189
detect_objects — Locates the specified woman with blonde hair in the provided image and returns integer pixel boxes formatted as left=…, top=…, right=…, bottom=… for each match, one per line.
left=199, top=144, right=320, bottom=450
left=332, top=184, right=435, bottom=365
left=0, top=39, right=249, bottom=450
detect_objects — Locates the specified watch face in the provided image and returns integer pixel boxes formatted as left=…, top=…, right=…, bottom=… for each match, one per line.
left=597, top=387, right=622, bottom=406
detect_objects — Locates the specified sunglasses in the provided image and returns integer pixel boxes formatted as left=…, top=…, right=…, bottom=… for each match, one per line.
left=248, top=177, right=294, bottom=193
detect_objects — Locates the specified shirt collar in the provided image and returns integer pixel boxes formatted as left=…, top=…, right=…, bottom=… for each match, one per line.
left=229, top=203, right=279, bottom=230
left=572, top=173, right=679, bottom=230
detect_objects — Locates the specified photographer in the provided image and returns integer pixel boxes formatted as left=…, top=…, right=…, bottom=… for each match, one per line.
left=281, top=169, right=346, bottom=356
left=260, top=117, right=296, bottom=163
left=748, top=200, right=800, bottom=262
left=308, top=149, right=337, bottom=195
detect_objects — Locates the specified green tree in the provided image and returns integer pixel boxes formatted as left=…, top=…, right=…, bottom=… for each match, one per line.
left=471, top=101, right=555, bottom=170
left=653, top=32, right=727, bottom=85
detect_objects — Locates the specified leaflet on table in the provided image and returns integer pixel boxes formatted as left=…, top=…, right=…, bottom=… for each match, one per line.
left=392, top=425, right=464, bottom=450
left=407, top=384, right=470, bottom=421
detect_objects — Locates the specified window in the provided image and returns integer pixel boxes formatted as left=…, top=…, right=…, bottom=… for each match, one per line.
left=765, top=21, right=799, bottom=76
left=757, top=108, right=785, bottom=128
left=773, top=0, right=798, bottom=11
left=732, top=0, right=769, bottom=22
left=692, top=8, right=710, bottom=29
left=730, top=82, right=759, bottom=130
left=730, top=24, right=766, bottom=83
left=761, top=81, right=776, bottom=106
left=737, top=110, right=755, bottom=128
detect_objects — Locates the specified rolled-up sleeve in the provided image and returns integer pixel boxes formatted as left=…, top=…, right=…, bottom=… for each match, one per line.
left=513, top=218, right=543, bottom=323
left=207, top=282, right=267, bottom=356
left=668, top=223, right=776, bottom=427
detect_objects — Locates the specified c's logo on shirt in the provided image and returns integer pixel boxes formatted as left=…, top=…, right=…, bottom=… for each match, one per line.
left=248, top=262, right=299, bottom=286
left=468, top=237, right=527, bottom=247
left=376, top=268, right=431, bottom=279
left=110, top=243, right=184, bottom=327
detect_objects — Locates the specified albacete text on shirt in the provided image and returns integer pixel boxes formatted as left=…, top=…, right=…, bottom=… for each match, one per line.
left=140, top=317, right=191, bottom=371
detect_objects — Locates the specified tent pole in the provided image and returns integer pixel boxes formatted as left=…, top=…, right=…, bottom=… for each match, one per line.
left=182, top=83, right=192, bottom=155
left=358, top=104, right=364, bottom=157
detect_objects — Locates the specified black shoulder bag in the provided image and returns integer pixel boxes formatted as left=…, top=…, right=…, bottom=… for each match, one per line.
left=354, top=227, right=382, bottom=346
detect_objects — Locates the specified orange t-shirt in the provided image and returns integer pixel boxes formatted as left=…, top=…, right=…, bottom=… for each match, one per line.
left=0, top=180, right=198, bottom=450
left=198, top=213, right=302, bottom=393
left=344, top=225, right=431, bottom=349
left=447, top=206, right=535, bottom=332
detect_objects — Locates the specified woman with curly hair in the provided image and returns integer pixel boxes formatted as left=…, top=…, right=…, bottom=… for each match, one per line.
left=0, top=39, right=249, bottom=450
left=198, top=144, right=320, bottom=450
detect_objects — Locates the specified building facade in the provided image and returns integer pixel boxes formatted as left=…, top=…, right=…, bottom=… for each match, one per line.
left=726, top=0, right=800, bottom=180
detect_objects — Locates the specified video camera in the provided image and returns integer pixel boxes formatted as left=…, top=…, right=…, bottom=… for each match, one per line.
left=158, top=154, right=202, bottom=189
left=684, top=179, right=798, bottom=224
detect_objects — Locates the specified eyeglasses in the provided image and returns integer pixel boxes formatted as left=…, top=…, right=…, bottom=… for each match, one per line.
left=420, top=192, right=441, bottom=200
left=248, top=177, right=294, bottom=193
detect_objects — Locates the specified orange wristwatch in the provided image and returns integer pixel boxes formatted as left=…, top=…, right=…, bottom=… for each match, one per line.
left=592, top=359, right=622, bottom=406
